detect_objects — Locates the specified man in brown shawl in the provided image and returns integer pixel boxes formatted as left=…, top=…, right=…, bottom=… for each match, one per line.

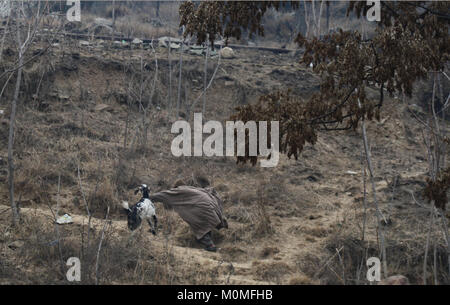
left=149, top=185, right=228, bottom=252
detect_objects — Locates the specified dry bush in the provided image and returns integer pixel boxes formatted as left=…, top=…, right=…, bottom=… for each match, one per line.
left=253, top=184, right=275, bottom=238
left=114, top=18, right=173, bottom=39
left=87, top=178, right=117, bottom=218
left=259, top=246, right=280, bottom=259
left=104, top=4, right=130, bottom=18
left=288, top=274, right=318, bottom=285
left=1, top=212, right=182, bottom=284
left=252, top=260, right=293, bottom=283
left=319, top=233, right=450, bottom=285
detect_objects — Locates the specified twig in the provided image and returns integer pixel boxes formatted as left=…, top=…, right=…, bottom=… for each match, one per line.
left=313, top=246, right=343, bottom=278
left=95, top=205, right=110, bottom=285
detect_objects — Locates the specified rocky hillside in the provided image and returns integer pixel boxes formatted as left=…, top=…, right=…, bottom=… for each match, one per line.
left=0, top=29, right=449, bottom=284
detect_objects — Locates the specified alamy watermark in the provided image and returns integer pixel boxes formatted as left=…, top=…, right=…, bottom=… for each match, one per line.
left=367, top=1, right=381, bottom=22
left=66, top=0, right=81, bottom=22
left=366, top=257, right=381, bottom=282
left=171, top=113, right=280, bottom=167
left=66, top=257, right=81, bottom=282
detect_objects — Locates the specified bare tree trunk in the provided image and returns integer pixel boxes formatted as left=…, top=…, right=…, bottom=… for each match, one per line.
left=0, top=7, right=11, bottom=63
left=168, top=37, right=172, bottom=119
left=155, top=1, right=160, bottom=18
left=111, top=0, right=115, bottom=44
left=303, top=0, right=310, bottom=38
left=326, top=1, right=330, bottom=33
left=423, top=204, right=435, bottom=285
left=95, top=205, right=110, bottom=285
left=8, top=18, right=24, bottom=226
left=318, top=0, right=325, bottom=37
left=358, top=98, right=388, bottom=278
left=189, top=45, right=221, bottom=118
left=176, top=31, right=184, bottom=120
left=311, top=0, right=317, bottom=36
left=202, top=42, right=209, bottom=115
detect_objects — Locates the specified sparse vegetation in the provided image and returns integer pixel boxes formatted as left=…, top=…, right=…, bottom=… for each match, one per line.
left=0, top=1, right=449, bottom=285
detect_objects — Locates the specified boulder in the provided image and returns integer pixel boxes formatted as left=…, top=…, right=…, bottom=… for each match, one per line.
left=158, top=36, right=182, bottom=48
left=220, top=47, right=235, bottom=59
left=132, top=38, right=143, bottom=45
left=189, top=49, right=203, bottom=56
left=94, top=103, right=112, bottom=112
left=8, top=240, right=24, bottom=250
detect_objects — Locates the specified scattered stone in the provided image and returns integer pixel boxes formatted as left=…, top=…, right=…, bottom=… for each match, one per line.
left=94, top=103, right=111, bottom=112
left=220, top=47, right=235, bottom=59
left=56, top=214, right=73, bottom=225
left=0, top=109, right=4, bottom=115
left=346, top=170, right=358, bottom=175
left=189, top=49, right=203, bottom=56
left=8, top=240, right=24, bottom=250
left=408, top=104, right=425, bottom=116
left=79, top=40, right=90, bottom=47
left=158, top=36, right=182, bottom=48
left=307, top=175, right=318, bottom=182
left=378, top=275, right=409, bottom=285
left=132, top=38, right=143, bottom=45
left=169, top=42, right=181, bottom=50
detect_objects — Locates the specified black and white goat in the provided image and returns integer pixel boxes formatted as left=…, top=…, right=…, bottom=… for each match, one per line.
left=122, top=184, right=157, bottom=235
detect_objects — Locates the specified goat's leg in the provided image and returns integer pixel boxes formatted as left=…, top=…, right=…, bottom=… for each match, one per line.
left=153, top=215, right=158, bottom=230
left=147, top=218, right=156, bottom=235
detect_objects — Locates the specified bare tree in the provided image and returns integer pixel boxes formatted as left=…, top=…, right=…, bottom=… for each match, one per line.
left=202, top=40, right=209, bottom=115
left=7, top=2, right=44, bottom=225
left=176, top=28, right=185, bottom=120
left=358, top=98, right=388, bottom=278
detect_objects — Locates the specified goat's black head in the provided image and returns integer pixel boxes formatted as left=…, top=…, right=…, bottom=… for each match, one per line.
left=121, top=201, right=142, bottom=231
left=134, top=184, right=150, bottom=198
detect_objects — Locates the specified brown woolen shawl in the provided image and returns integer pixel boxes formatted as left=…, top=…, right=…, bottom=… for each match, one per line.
left=149, top=186, right=228, bottom=239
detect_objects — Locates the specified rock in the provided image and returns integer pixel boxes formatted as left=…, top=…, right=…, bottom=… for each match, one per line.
left=346, top=170, right=358, bottom=175
left=8, top=240, right=24, bottom=250
left=189, top=49, right=203, bottom=56
left=0, top=109, right=4, bottom=115
left=169, top=42, right=181, bottom=50
left=132, top=38, right=143, bottom=45
left=56, top=214, right=73, bottom=225
left=158, top=36, right=182, bottom=48
left=220, top=47, right=235, bottom=59
left=79, top=40, right=90, bottom=47
left=378, top=275, right=409, bottom=285
left=94, top=17, right=112, bottom=27
left=408, top=104, right=425, bottom=116
left=94, top=104, right=111, bottom=112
